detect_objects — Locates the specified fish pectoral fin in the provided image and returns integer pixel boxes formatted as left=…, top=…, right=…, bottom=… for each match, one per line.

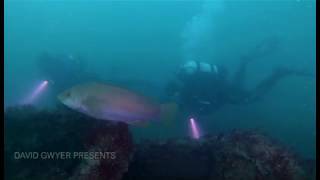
left=82, top=96, right=106, bottom=115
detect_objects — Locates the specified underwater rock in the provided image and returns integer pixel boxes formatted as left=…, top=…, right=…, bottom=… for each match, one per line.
left=123, top=130, right=310, bottom=180
left=70, top=119, right=133, bottom=180
left=299, top=158, right=316, bottom=180
left=5, top=105, right=133, bottom=180
left=5, top=106, right=313, bottom=180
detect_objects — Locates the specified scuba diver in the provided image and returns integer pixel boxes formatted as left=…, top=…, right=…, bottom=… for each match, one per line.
left=36, top=52, right=101, bottom=105
left=166, top=37, right=314, bottom=117
left=36, top=52, right=161, bottom=106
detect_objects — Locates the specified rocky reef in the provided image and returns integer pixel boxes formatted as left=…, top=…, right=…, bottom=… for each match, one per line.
left=5, top=106, right=315, bottom=180
left=5, top=105, right=133, bottom=180
left=124, top=131, right=313, bottom=180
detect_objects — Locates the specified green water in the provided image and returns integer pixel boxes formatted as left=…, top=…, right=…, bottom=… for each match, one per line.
left=4, top=0, right=316, bottom=159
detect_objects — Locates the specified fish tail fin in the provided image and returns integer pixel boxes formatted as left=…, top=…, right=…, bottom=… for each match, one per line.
left=159, top=102, right=179, bottom=126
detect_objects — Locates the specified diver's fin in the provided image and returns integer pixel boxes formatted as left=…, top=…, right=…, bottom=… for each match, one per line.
left=252, top=35, right=280, bottom=59
left=242, top=36, right=280, bottom=63
left=159, top=102, right=179, bottom=126
left=273, top=67, right=315, bottom=78
left=293, top=69, right=315, bottom=78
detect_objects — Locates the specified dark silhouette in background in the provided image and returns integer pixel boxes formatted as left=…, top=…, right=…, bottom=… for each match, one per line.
left=166, top=36, right=314, bottom=116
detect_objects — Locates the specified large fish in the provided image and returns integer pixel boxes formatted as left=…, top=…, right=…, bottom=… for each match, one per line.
left=58, top=82, right=175, bottom=124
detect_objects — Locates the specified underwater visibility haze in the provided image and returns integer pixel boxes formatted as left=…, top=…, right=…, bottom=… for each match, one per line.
left=4, top=0, right=316, bottom=179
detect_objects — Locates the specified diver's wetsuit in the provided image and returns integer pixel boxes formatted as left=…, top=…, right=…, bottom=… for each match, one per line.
left=169, top=61, right=312, bottom=116
left=177, top=65, right=229, bottom=115
left=167, top=37, right=314, bottom=116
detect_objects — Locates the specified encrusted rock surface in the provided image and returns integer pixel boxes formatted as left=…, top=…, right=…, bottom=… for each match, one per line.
left=124, top=130, right=311, bottom=180
left=5, top=105, right=133, bottom=180
left=4, top=105, right=314, bottom=180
